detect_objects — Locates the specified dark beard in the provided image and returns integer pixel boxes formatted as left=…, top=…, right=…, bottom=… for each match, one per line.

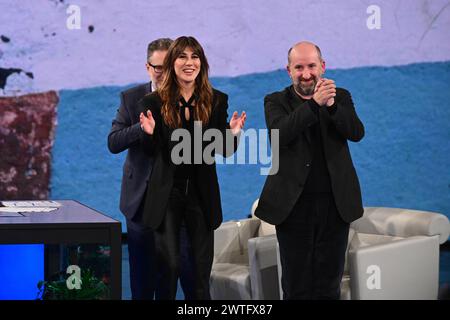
left=294, top=78, right=317, bottom=96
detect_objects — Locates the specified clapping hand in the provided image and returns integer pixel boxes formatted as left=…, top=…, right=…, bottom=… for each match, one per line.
left=229, top=111, right=247, bottom=135
left=314, top=78, right=336, bottom=107
left=139, top=110, right=155, bottom=135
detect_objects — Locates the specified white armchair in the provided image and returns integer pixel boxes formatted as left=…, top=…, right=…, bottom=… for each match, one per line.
left=344, top=207, right=450, bottom=300
left=277, top=206, right=449, bottom=300
left=210, top=213, right=278, bottom=300
left=211, top=200, right=450, bottom=300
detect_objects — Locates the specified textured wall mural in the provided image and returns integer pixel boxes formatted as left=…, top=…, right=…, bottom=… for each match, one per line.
left=0, top=91, right=58, bottom=199
left=1, top=0, right=449, bottom=232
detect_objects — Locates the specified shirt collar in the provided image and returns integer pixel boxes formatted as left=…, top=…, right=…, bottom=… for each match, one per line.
left=150, top=81, right=157, bottom=92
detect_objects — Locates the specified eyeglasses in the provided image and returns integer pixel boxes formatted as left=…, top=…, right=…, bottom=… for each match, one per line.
left=147, top=63, right=163, bottom=73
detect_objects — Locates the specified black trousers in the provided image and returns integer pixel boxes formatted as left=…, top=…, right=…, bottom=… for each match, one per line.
left=154, top=178, right=214, bottom=300
left=276, top=192, right=349, bottom=300
left=126, top=194, right=195, bottom=300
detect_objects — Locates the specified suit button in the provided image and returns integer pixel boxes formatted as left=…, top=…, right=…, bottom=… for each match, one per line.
left=306, top=163, right=310, bottom=167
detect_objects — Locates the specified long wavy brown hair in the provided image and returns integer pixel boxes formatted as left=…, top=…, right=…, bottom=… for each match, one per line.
left=158, top=36, right=213, bottom=128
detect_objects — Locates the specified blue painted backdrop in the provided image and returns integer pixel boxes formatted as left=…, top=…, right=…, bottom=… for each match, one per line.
left=50, top=62, right=450, bottom=232
left=0, top=245, right=44, bottom=300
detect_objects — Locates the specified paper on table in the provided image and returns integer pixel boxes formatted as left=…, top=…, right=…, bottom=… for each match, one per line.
left=0, top=201, right=61, bottom=208
left=0, top=207, right=58, bottom=213
left=0, top=211, right=24, bottom=217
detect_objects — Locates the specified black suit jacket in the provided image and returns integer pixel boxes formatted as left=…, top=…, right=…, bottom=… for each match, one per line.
left=255, top=86, right=364, bottom=225
left=138, top=89, right=238, bottom=230
left=108, top=82, right=153, bottom=220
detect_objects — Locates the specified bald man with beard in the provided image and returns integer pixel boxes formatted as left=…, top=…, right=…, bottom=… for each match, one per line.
left=255, top=41, right=365, bottom=299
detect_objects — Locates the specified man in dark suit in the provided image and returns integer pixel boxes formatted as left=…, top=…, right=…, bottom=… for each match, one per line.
left=255, top=41, right=364, bottom=299
left=108, top=38, right=194, bottom=300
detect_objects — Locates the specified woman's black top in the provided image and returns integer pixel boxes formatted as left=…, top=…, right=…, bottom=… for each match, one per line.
left=174, top=95, right=196, bottom=180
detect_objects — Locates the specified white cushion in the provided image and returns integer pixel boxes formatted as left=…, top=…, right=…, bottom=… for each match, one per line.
left=351, top=207, right=450, bottom=244
left=210, top=263, right=251, bottom=300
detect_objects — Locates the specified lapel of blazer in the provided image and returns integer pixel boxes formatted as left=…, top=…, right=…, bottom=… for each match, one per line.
left=202, top=91, right=220, bottom=131
left=319, top=106, right=329, bottom=132
left=286, top=87, right=313, bottom=145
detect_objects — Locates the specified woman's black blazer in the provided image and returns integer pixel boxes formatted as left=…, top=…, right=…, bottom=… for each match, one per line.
left=137, top=88, right=238, bottom=230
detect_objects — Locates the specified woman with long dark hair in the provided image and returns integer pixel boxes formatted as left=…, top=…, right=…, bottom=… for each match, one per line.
left=138, top=36, right=246, bottom=299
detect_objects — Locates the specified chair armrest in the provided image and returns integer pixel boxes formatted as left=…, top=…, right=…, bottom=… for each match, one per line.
left=351, top=207, right=450, bottom=244
left=348, top=233, right=440, bottom=299
left=248, top=234, right=280, bottom=300
left=214, top=218, right=260, bottom=264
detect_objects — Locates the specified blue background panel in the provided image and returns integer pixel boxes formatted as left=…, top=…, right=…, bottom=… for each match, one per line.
left=50, top=62, right=450, bottom=233
left=0, top=244, right=44, bottom=300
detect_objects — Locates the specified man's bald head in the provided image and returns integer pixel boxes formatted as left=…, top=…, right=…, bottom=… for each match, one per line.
left=287, top=41, right=323, bottom=64
left=286, top=41, right=326, bottom=97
